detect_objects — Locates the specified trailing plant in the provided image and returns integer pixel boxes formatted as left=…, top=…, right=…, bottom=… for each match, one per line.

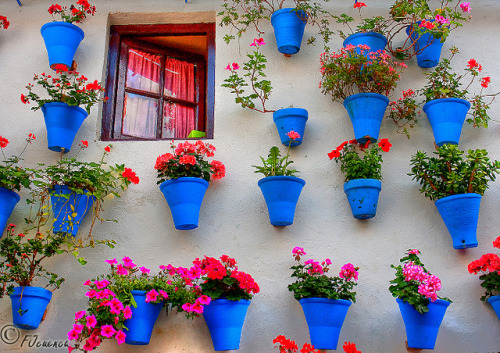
left=47, top=0, right=96, bottom=24
left=388, top=89, right=419, bottom=139
left=253, top=131, right=300, bottom=177
left=333, top=2, right=388, bottom=39
left=389, top=249, right=451, bottom=314
left=328, top=138, right=392, bottom=182
left=21, top=67, right=106, bottom=114
left=0, top=133, right=36, bottom=192
left=154, top=140, right=225, bottom=183
left=409, top=144, right=500, bottom=201
left=218, top=0, right=336, bottom=49
left=468, top=236, right=500, bottom=301
left=195, top=255, right=260, bottom=301
left=288, top=247, right=358, bottom=302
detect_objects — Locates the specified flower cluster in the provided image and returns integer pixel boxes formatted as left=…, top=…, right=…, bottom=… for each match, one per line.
left=0, top=133, right=36, bottom=192
left=22, top=68, right=106, bottom=112
left=288, top=248, right=359, bottom=302
left=343, top=341, right=362, bottom=353
left=388, top=88, right=419, bottom=138
left=468, top=236, right=500, bottom=301
left=154, top=140, right=225, bottom=183
left=328, top=138, right=392, bottom=182
left=0, top=16, right=9, bottom=29
left=48, top=1, right=96, bottom=24
left=253, top=131, right=301, bottom=177
left=273, top=334, right=321, bottom=353
left=320, top=45, right=407, bottom=102
left=389, top=250, right=451, bottom=314
left=196, top=255, right=260, bottom=301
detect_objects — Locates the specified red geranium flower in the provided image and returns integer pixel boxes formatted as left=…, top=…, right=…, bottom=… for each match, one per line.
left=353, top=2, right=367, bottom=8
left=378, top=138, right=392, bottom=152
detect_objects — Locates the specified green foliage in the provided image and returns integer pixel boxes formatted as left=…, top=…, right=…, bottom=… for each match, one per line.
left=253, top=146, right=298, bottom=177
left=333, top=6, right=387, bottom=39
left=409, top=144, right=500, bottom=201
left=0, top=134, right=36, bottom=192
left=388, top=89, right=419, bottom=139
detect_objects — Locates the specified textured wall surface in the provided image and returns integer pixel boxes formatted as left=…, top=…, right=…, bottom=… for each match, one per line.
left=0, top=0, right=499, bottom=352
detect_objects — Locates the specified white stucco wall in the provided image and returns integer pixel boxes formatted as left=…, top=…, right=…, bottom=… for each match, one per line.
left=0, top=0, right=499, bottom=352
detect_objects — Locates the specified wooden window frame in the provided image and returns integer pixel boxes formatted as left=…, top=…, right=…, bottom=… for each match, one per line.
left=101, top=23, right=215, bottom=141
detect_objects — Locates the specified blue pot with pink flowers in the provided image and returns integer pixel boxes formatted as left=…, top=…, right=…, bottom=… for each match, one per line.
left=124, top=290, right=163, bottom=345
left=343, top=32, right=387, bottom=54
left=406, top=22, right=444, bottom=68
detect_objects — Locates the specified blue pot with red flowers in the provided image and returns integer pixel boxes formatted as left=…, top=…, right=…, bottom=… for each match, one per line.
left=11, top=286, right=53, bottom=330
left=344, top=179, right=382, bottom=219
left=299, top=298, right=352, bottom=350
left=406, top=21, right=444, bottom=68
left=273, top=108, right=308, bottom=147
left=0, top=187, right=20, bottom=237
left=271, top=8, right=308, bottom=55
left=41, top=22, right=84, bottom=70
left=203, top=299, right=251, bottom=351
left=343, top=93, right=389, bottom=143
left=159, top=177, right=209, bottom=230
left=124, top=290, right=163, bottom=345
left=50, top=185, right=95, bottom=236
left=397, top=298, right=451, bottom=349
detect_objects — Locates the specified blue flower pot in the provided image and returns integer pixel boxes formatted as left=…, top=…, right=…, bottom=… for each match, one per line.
left=41, top=21, right=84, bottom=70
left=159, top=177, right=209, bottom=230
left=397, top=298, right=450, bottom=349
left=343, top=32, right=387, bottom=53
left=258, top=176, right=306, bottom=226
left=423, top=98, right=471, bottom=147
left=124, top=290, right=163, bottom=345
left=406, top=23, right=444, bottom=68
left=273, top=108, right=308, bottom=147
left=344, top=179, right=382, bottom=219
left=0, top=187, right=20, bottom=237
left=299, top=298, right=352, bottom=350
left=203, top=299, right=251, bottom=351
left=343, top=93, right=389, bottom=143
left=487, top=295, right=500, bottom=320
left=434, top=193, right=481, bottom=249
left=41, top=102, right=88, bottom=153
left=11, top=287, right=52, bottom=330
left=50, top=185, right=95, bottom=236
left=271, top=8, right=308, bottom=55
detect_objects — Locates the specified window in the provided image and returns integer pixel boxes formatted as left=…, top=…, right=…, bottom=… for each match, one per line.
left=101, top=23, right=215, bottom=140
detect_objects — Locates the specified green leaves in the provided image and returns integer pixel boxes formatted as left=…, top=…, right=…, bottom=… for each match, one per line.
left=253, top=146, right=298, bottom=177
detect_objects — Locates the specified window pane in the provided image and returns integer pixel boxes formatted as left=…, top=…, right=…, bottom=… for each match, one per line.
left=162, top=102, right=197, bottom=139
left=164, top=57, right=196, bottom=102
left=122, top=93, right=158, bottom=139
left=126, top=49, right=160, bottom=94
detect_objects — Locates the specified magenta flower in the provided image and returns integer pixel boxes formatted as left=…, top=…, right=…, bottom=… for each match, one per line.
left=115, top=330, right=126, bottom=345
left=460, top=2, right=471, bottom=13
left=407, top=249, right=420, bottom=255
left=74, top=310, right=86, bottom=320
left=123, top=306, right=133, bottom=319
left=232, top=62, right=239, bottom=70
left=100, top=325, right=117, bottom=338
left=122, top=256, right=136, bottom=268
left=159, top=290, right=169, bottom=299
left=85, top=289, right=97, bottom=298
left=72, top=324, right=84, bottom=334
left=83, top=280, right=92, bottom=286
left=197, top=294, right=211, bottom=305
left=116, top=264, right=128, bottom=276
left=286, top=130, right=301, bottom=140
left=145, top=289, right=159, bottom=303
left=224, top=63, right=231, bottom=70
left=292, top=247, right=306, bottom=257
left=250, top=37, right=266, bottom=47
left=95, top=279, right=110, bottom=289
left=339, top=263, right=359, bottom=281
left=86, top=314, right=97, bottom=329
left=435, top=14, right=450, bottom=25
left=67, top=329, right=79, bottom=341
left=139, top=266, right=150, bottom=274
left=105, top=258, right=117, bottom=265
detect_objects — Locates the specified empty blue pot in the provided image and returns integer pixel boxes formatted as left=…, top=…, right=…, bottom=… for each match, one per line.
left=159, top=177, right=209, bottom=230
left=0, top=187, right=20, bottom=237
left=343, top=93, right=389, bottom=143
left=344, top=179, right=382, bottom=219
left=406, top=23, right=444, bottom=68
left=11, top=287, right=52, bottom=330
left=299, top=298, right=352, bottom=350
left=273, top=108, right=308, bottom=147
left=124, top=290, right=163, bottom=345
left=50, top=185, right=95, bottom=236
left=487, top=295, right=500, bottom=320
left=435, top=193, right=481, bottom=249
left=41, top=21, right=84, bottom=70
left=258, top=176, right=305, bottom=226
left=397, top=298, right=450, bottom=349
left=203, top=299, right=250, bottom=351
left=343, top=32, right=387, bottom=53
left=41, top=102, right=88, bottom=153
left=271, top=8, right=308, bottom=55
left=423, top=98, right=471, bottom=146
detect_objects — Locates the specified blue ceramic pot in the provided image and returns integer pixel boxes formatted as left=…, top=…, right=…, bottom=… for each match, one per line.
left=271, top=8, right=307, bottom=55
left=434, top=193, right=481, bottom=249
left=159, top=177, right=209, bottom=230
left=344, top=179, right=382, bottom=219
left=50, top=185, right=95, bottom=236
left=258, top=176, right=306, bottom=226
left=487, top=295, right=500, bottom=320
left=0, top=187, right=20, bottom=237
left=11, top=287, right=52, bottom=330
left=203, top=299, right=251, bottom=351
left=397, top=298, right=450, bottom=349
left=41, top=21, right=84, bottom=70
left=406, top=22, right=444, bottom=68
left=41, top=102, right=88, bottom=153
left=273, top=108, right=308, bottom=147
left=343, top=32, right=387, bottom=53
left=423, top=98, right=471, bottom=147
left=124, top=290, right=163, bottom=345
left=299, top=298, right=352, bottom=350
left=343, top=93, right=389, bottom=143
